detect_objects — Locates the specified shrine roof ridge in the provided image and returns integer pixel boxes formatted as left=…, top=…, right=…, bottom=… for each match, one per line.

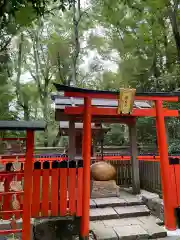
left=53, top=83, right=180, bottom=97
left=0, top=121, right=46, bottom=131
left=52, top=95, right=152, bottom=108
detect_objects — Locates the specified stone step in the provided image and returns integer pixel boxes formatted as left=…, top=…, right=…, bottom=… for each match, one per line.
left=90, top=196, right=143, bottom=209
left=90, top=216, right=167, bottom=240
left=90, top=205, right=150, bottom=221
left=156, top=238, right=179, bottom=240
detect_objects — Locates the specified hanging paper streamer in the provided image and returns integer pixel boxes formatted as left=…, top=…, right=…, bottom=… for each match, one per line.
left=117, top=88, right=136, bottom=114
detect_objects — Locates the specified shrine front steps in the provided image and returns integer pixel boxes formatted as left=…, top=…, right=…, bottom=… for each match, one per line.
left=90, top=197, right=167, bottom=239
left=90, top=195, right=145, bottom=209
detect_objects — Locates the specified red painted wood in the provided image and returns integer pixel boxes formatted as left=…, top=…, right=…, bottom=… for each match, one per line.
left=51, top=168, right=59, bottom=216
left=3, top=154, right=180, bottom=166
left=76, top=168, right=83, bottom=216
left=68, top=168, right=76, bottom=215
left=0, top=210, right=22, bottom=214
left=41, top=169, right=50, bottom=217
left=31, top=170, right=41, bottom=217
left=159, top=166, right=177, bottom=209
left=0, top=191, right=23, bottom=196
left=16, top=172, right=23, bottom=181
left=156, top=100, right=176, bottom=230
left=64, top=106, right=178, bottom=117
left=2, top=155, right=180, bottom=164
left=0, top=229, right=22, bottom=234
left=22, top=130, right=34, bottom=240
left=174, top=165, right=180, bottom=206
left=80, top=97, right=92, bottom=238
left=59, top=168, right=68, bottom=216
left=0, top=157, right=68, bottom=164
left=0, top=172, right=24, bottom=177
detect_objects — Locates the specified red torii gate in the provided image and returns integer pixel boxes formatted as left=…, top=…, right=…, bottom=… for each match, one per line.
left=53, top=84, right=180, bottom=237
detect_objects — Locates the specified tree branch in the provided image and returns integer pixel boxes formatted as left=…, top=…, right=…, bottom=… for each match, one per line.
left=15, top=33, right=25, bottom=108
left=72, top=0, right=81, bottom=85
left=0, top=37, right=12, bottom=52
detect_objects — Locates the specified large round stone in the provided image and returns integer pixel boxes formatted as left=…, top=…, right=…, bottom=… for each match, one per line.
left=90, top=162, right=116, bottom=181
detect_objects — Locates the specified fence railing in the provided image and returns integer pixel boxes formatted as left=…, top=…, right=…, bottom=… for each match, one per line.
left=139, top=161, right=162, bottom=194
left=108, top=158, right=162, bottom=195
left=108, top=160, right=132, bottom=186
left=0, top=151, right=163, bottom=195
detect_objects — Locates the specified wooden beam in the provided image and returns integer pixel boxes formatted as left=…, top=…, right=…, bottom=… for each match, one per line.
left=129, top=120, right=140, bottom=194
left=55, top=110, right=135, bottom=124
left=92, top=135, right=97, bottom=157
left=68, top=120, right=76, bottom=160
left=64, top=106, right=179, bottom=117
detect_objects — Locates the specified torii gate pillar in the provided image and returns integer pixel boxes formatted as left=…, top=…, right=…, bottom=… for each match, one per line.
left=129, top=119, right=140, bottom=194
left=155, top=100, right=176, bottom=230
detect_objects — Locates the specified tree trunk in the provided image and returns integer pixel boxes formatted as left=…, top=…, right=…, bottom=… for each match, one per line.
left=52, top=130, right=61, bottom=147
left=161, top=19, right=170, bottom=70
left=168, top=4, right=180, bottom=62
left=43, top=91, right=49, bottom=147
left=23, top=105, right=30, bottom=121
left=72, top=0, right=81, bottom=86
left=15, top=33, right=31, bottom=120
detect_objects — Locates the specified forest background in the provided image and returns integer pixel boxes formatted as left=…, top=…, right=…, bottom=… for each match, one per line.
left=1, top=0, right=180, bottom=154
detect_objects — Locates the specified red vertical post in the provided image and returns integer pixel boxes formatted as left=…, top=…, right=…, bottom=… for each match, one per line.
left=82, top=132, right=85, bottom=160
left=80, top=97, right=91, bottom=239
left=22, top=130, right=34, bottom=240
left=155, top=120, right=160, bottom=154
left=155, top=100, right=176, bottom=230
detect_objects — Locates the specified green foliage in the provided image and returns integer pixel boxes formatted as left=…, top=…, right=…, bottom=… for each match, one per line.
left=1, top=0, right=180, bottom=149
left=104, top=124, right=128, bottom=146
left=15, top=5, right=37, bottom=26
left=136, top=118, right=157, bottom=145
left=168, top=142, right=180, bottom=154
left=0, top=0, right=74, bottom=20
left=90, top=0, right=180, bottom=90
left=48, top=32, right=72, bottom=84
left=85, top=0, right=180, bottom=149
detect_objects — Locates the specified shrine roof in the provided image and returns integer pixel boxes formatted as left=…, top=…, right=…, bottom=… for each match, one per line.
left=52, top=95, right=152, bottom=109
left=53, top=83, right=180, bottom=97
left=0, top=121, right=46, bottom=131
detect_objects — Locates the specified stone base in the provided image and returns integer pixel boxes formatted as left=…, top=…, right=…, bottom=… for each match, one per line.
left=140, top=190, right=164, bottom=222
left=91, top=180, right=120, bottom=199
left=34, top=217, right=81, bottom=240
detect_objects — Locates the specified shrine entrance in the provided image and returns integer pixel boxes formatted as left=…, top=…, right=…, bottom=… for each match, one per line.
left=53, top=84, right=180, bottom=236
left=58, top=121, right=110, bottom=158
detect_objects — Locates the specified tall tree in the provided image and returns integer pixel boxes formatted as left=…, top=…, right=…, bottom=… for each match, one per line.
left=88, top=0, right=180, bottom=146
